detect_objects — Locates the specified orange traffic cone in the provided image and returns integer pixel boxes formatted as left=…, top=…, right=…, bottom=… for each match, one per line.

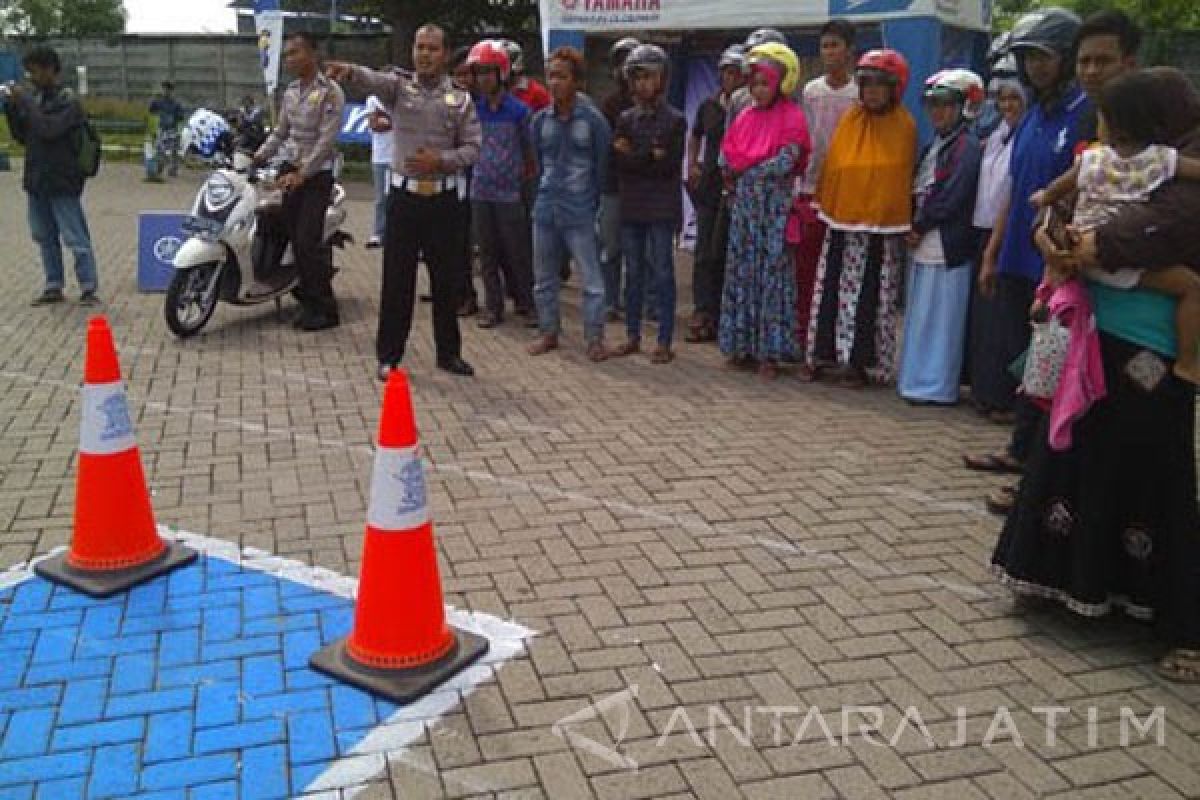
left=35, top=316, right=196, bottom=597
left=310, top=368, right=488, bottom=702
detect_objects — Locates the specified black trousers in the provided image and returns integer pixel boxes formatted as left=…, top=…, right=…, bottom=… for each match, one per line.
left=473, top=200, right=534, bottom=317
left=460, top=196, right=477, bottom=305
left=691, top=198, right=727, bottom=316
left=378, top=189, right=465, bottom=366
left=282, top=170, right=337, bottom=318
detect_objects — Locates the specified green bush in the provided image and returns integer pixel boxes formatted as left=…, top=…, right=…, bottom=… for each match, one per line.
left=81, top=96, right=152, bottom=122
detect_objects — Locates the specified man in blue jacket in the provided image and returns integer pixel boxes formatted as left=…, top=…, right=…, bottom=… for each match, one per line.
left=4, top=46, right=100, bottom=306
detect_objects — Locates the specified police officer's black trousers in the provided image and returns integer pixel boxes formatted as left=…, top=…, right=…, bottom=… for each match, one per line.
left=377, top=188, right=464, bottom=366
left=282, top=170, right=338, bottom=319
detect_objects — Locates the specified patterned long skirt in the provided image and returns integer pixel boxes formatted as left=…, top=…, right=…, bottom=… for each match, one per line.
left=718, top=163, right=797, bottom=363
left=806, top=229, right=905, bottom=383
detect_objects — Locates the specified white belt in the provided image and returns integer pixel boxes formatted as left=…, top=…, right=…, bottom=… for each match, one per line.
left=391, top=174, right=458, bottom=196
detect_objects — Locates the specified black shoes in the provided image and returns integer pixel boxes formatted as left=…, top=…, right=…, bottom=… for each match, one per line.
left=79, top=290, right=99, bottom=307
left=293, top=310, right=340, bottom=332
left=437, top=357, right=475, bottom=377
left=31, top=288, right=65, bottom=306
left=377, top=362, right=399, bottom=382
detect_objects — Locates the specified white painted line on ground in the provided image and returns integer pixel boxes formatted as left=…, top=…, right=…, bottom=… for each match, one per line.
left=880, top=485, right=994, bottom=519
left=262, top=368, right=353, bottom=390
left=0, top=369, right=1001, bottom=607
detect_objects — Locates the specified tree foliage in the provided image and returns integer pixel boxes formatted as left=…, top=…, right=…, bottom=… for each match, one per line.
left=1, top=0, right=125, bottom=36
left=361, top=0, right=539, bottom=54
left=994, top=0, right=1200, bottom=31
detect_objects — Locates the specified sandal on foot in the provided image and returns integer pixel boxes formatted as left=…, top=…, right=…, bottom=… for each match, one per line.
left=795, top=365, right=820, bottom=383
left=1157, top=649, right=1200, bottom=683
left=527, top=336, right=559, bottom=356
left=612, top=338, right=640, bottom=357
left=833, top=371, right=866, bottom=389
left=963, top=452, right=1024, bottom=475
left=985, top=485, right=1017, bottom=516
left=651, top=345, right=674, bottom=364
left=725, top=355, right=754, bottom=371
left=586, top=341, right=610, bottom=362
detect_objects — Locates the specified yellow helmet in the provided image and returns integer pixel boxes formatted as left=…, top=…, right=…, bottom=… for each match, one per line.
left=746, top=42, right=801, bottom=97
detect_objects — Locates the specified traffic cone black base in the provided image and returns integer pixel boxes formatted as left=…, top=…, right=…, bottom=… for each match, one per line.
left=311, top=627, right=489, bottom=704
left=35, top=542, right=197, bottom=598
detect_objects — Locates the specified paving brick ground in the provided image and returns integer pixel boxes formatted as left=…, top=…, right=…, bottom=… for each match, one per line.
left=1, top=163, right=1198, bottom=798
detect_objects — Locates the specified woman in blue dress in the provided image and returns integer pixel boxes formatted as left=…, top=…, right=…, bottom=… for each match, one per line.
left=718, top=42, right=811, bottom=380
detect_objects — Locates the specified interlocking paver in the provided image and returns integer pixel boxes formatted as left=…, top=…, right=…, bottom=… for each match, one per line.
left=2, top=163, right=1199, bottom=798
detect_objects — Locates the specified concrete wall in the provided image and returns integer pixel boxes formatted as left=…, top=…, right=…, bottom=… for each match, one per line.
left=5, top=34, right=394, bottom=110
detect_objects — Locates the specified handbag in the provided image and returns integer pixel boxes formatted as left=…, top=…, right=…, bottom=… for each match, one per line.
left=1021, top=317, right=1071, bottom=399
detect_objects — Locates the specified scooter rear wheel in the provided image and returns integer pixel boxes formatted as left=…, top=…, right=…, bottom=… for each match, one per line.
left=165, top=262, right=221, bottom=337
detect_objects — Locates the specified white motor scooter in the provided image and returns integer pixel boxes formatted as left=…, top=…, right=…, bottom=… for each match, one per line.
left=165, top=136, right=351, bottom=337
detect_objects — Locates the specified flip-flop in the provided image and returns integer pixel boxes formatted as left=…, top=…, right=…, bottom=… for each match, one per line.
left=1157, top=649, right=1200, bottom=683
left=985, top=485, right=1017, bottom=516
left=963, top=452, right=1024, bottom=475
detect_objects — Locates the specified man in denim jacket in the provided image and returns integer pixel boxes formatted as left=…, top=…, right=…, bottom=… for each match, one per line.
left=526, top=47, right=613, bottom=362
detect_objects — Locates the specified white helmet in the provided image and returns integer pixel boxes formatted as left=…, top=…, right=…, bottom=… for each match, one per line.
left=923, top=68, right=987, bottom=119
left=181, top=108, right=232, bottom=159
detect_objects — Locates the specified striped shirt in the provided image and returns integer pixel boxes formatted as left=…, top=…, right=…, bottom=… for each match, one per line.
left=256, top=72, right=345, bottom=178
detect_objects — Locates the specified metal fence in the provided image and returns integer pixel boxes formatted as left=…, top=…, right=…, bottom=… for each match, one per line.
left=3, top=33, right=395, bottom=110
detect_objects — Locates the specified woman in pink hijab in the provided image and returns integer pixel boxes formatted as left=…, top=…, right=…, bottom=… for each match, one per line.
left=719, top=43, right=811, bottom=379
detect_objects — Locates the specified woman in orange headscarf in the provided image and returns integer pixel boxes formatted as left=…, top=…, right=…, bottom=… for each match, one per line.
left=804, top=49, right=917, bottom=388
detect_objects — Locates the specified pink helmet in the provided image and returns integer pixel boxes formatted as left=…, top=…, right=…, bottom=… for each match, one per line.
left=467, top=39, right=511, bottom=82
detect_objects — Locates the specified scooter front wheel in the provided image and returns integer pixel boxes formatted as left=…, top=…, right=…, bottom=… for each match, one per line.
left=165, top=261, right=222, bottom=337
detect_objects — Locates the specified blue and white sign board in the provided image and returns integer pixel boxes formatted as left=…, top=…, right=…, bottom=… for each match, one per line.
left=137, top=212, right=188, bottom=293
left=538, top=0, right=990, bottom=32
left=0, top=530, right=534, bottom=799
left=337, top=103, right=372, bottom=146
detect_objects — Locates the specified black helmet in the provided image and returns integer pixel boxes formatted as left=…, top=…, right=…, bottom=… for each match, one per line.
left=609, top=37, right=641, bottom=69
left=1009, top=7, right=1081, bottom=58
left=745, top=28, right=787, bottom=48
left=718, top=44, right=746, bottom=71
left=623, top=43, right=669, bottom=80
left=986, top=32, right=1011, bottom=69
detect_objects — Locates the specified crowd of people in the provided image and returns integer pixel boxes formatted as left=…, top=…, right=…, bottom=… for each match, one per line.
left=7, top=9, right=1200, bottom=681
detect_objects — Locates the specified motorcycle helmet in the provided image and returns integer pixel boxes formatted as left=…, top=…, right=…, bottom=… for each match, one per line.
left=609, top=37, right=641, bottom=70
left=623, top=43, right=669, bottom=81
left=181, top=108, right=232, bottom=160
left=1009, top=7, right=1081, bottom=57
left=718, top=44, right=747, bottom=72
left=987, top=32, right=1012, bottom=72
left=745, top=28, right=787, bottom=48
left=923, top=68, right=987, bottom=119
left=745, top=42, right=801, bottom=97
left=467, top=39, right=512, bottom=82
left=499, top=39, right=525, bottom=76
left=855, top=49, right=910, bottom=100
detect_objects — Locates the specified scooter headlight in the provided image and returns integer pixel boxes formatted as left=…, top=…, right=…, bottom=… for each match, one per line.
left=203, top=173, right=236, bottom=212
